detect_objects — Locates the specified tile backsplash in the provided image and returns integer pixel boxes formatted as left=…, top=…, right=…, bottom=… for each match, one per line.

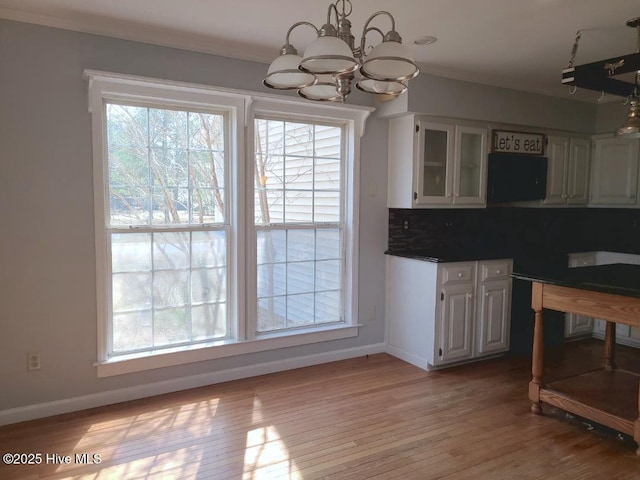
left=388, top=207, right=640, bottom=257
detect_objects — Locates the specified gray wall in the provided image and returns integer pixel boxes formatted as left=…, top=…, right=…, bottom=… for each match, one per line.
left=377, top=71, right=597, bottom=133
left=0, top=19, right=387, bottom=411
left=595, top=100, right=629, bottom=134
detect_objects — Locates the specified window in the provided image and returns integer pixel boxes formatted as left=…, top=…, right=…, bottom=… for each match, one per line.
left=87, top=71, right=369, bottom=376
left=254, top=118, right=345, bottom=333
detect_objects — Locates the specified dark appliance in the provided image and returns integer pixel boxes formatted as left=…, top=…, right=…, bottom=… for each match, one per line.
left=487, top=153, right=548, bottom=202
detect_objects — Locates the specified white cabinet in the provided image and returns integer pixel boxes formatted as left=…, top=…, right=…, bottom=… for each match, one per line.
left=545, top=136, right=590, bottom=205
left=477, top=276, right=512, bottom=354
left=386, top=257, right=512, bottom=370
left=564, top=252, right=596, bottom=339
left=590, top=136, right=640, bottom=206
left=387, top=115, right=488, bottom=208
left=440, top=283, right=474, bottom=363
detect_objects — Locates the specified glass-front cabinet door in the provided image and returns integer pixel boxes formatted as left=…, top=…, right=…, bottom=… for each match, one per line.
left=453, top=126, right=488, bottom=205
left=416, top=122, right=455, bottom=205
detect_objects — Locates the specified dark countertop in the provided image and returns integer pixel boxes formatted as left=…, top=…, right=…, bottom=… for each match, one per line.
left=512, top=263, right=640, bottom=299
left=384, top=249, right=514, bottom=263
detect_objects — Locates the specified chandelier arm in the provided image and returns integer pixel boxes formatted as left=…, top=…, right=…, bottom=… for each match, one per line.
left=358, top=26, right=385, bottom=60
left=326, top=3, right=340, bottom=27
left=362, top=11, right=396, bottom=33
left=285, top=21, right=319, bottom=46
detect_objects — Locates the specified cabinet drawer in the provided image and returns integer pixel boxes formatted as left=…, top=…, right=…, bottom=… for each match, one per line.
left=442, top=264, right=475, bottom=285
left=479, top=261, right=511, bottom=281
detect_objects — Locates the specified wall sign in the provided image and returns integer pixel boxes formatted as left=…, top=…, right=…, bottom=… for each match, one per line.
left=492, top=130, right=545, bottom=155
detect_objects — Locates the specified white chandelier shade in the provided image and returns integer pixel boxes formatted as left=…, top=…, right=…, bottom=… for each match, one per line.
left=360, top=40, right=420, bottom=82
left=300, top=36, right=359, bottom=75
left=263, top=53, right=317, bottom=90
left=298, top=74, right=343, bottom=102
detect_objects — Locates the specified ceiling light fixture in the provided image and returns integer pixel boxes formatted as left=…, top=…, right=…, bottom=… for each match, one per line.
left=263, top=0, right=420, bottom=103
left=562, top=16, right=640, bottom=137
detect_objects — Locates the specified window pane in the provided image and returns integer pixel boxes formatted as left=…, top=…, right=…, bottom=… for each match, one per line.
left=152, top=187, right=189, bottom=225
left=192, top=267, right=226, bottom=303
left=191, top=188, right=224, bottom=224
left=112, top=272, right=152, bottom=312
left=314, top=125, right=342, bottom=158
left=107, top=104, right=148, bottom=148
left=154, top=270, right=190, bottom=308
left=150, top=148, right=188, bottom=187
left=192, top=304, right=227, bottom=339
left=287, top=230, right=315, bottom=261
left=153, top=232, right=190, bottom=270
left=154, top=308, right=190, bottom=346
left=316, top=260, right=341, bottom=291
left=287, top=294, right=315, bottom=327
left=314, top=191, right=340, bottom=222
left=112, top=311, right=152, bottom=352
left=315, top=230, right=341, bottom=260
left=257, top=297, right=286, bottom=332
left=149, top=109, right=187, bottom=149
left=257, top=230, right=286, bottom=265
left=257, top=263, right=286, bottom=297
left=285, top=190, right=313, bottom=223
left=112, top=233, right=152, bottom=273
left=315, top=290, right=341, bottom=322
left=192, top=231, right=226, bottom=268
left=315, top=158, right=341, bottom=190
left=287, top=262, right=315, bottom=295
left=110, top=187, right=150, bottom=226
left=285, top=156, right=313, bottom=189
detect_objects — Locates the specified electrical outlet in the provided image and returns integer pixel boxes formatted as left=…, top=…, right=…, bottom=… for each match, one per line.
left=27, top=352, right=41, bottom=371
left=403, top=220, right=409, bottom=230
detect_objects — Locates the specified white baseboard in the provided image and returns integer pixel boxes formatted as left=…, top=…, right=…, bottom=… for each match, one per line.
left=0, top=343, right=386, bottom=426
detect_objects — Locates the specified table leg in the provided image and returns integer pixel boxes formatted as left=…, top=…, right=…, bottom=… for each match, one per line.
left=529, top=282, right=544, bottom=414
left=604, top=321, right=616, bottom=371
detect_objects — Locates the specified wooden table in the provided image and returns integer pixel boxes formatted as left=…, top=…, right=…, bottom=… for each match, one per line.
left=514, top=264, right=640, bottom=456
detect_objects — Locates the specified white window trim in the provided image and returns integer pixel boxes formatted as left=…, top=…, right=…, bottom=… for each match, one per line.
left=85, top=70, right=372, bottom=378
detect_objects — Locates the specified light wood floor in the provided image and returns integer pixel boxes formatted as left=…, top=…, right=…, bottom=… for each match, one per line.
left=1, top=339, right=639, bottom=480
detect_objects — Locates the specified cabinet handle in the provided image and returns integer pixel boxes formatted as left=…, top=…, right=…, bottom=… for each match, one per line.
left=467, top=293, right=473, bottom=299
left=457, top=272, right=463, bottom=278
left=485, top=292, right=490, bottom=297
left=496, top=269, right=502, bottom=274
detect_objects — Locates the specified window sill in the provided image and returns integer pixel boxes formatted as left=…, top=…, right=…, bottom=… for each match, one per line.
left=96, top=324, right=359, bottom=378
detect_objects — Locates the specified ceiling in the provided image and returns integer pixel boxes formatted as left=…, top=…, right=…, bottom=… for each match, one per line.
left=1, top=0, right=639, bottom=102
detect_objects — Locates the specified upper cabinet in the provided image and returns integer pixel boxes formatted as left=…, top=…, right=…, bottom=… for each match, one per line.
left=388, top=115, right=488, bottom=208
left=590, top=136, right=640, bottom=206
left=544, top=136, right=590, bottom=206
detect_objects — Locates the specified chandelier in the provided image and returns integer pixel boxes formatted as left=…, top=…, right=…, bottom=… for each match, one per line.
left=263, top=0, right=419, bottom=103
left=562, top=16, right=640, bottom=137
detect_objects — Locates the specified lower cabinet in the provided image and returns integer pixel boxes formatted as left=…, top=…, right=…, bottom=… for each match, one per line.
left=386, top=256, right=512, bottom=370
